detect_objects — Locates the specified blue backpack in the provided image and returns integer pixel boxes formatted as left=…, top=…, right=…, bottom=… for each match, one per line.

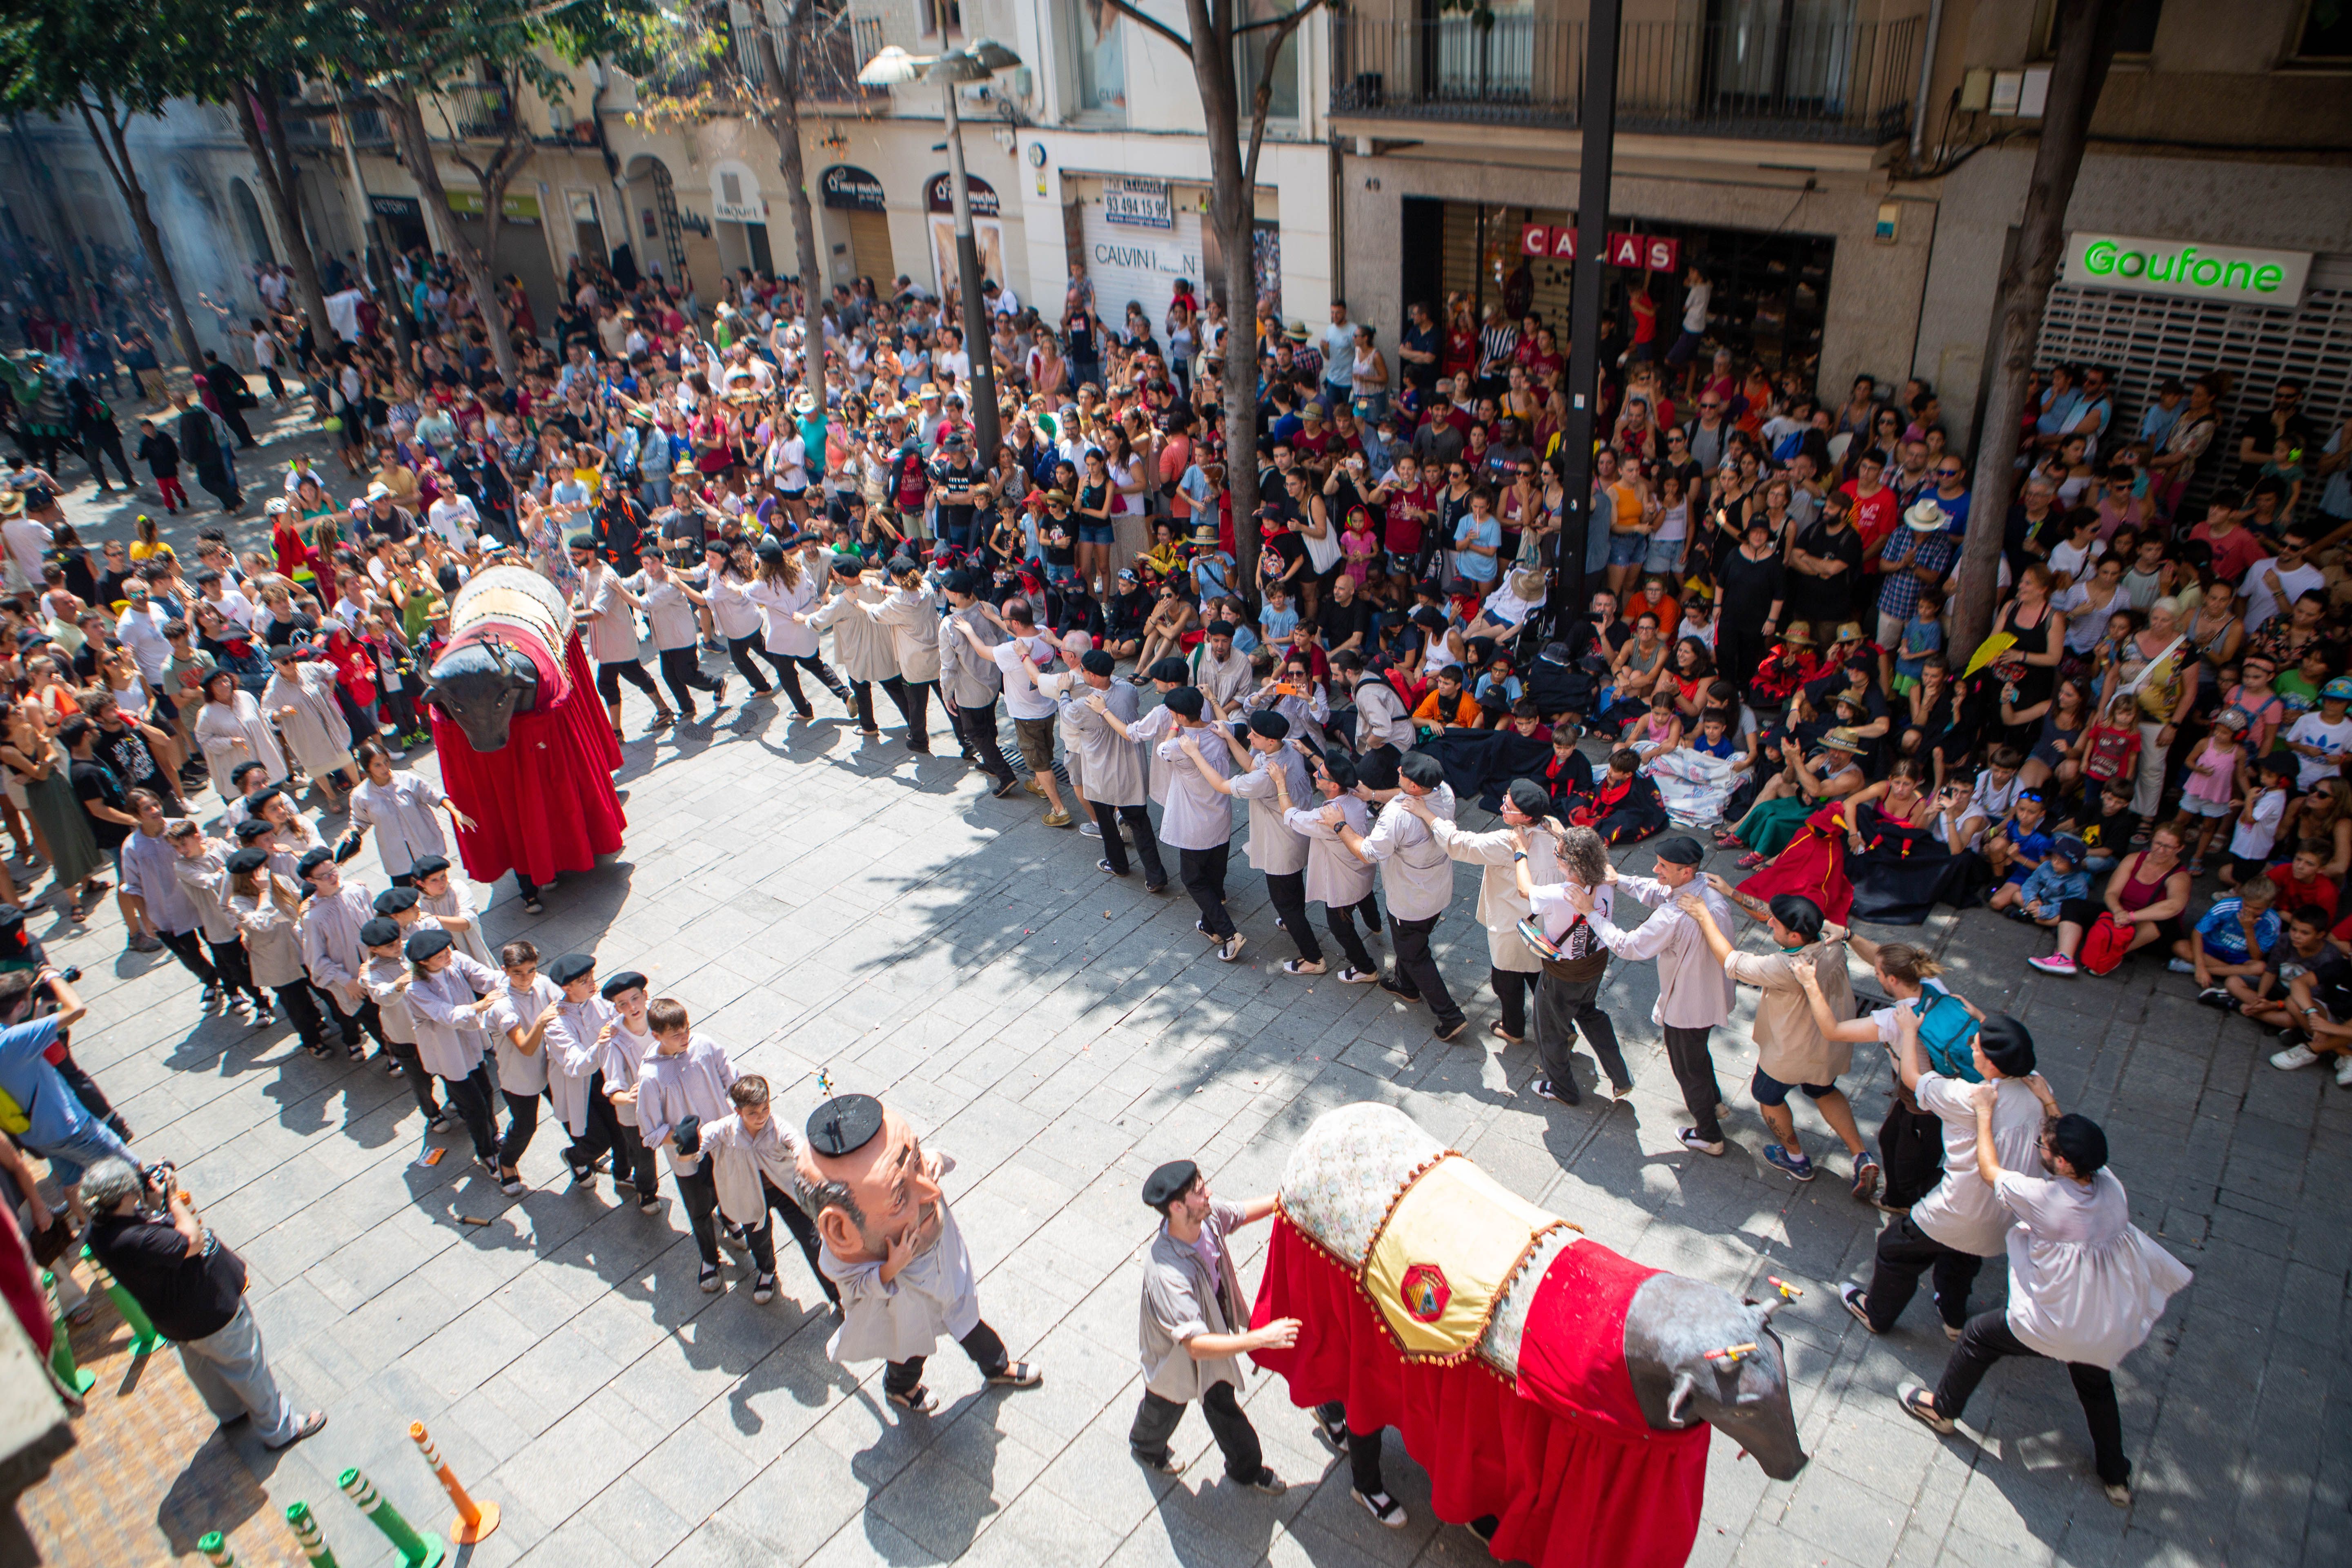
left=1911, top=989, right=1982, bottom=1083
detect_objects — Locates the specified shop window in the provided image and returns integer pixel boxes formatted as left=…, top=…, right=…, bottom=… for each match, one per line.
left=1073, top=0, right=1126, bottom=118
left=2292, top=0, right=2352, bottom=61
left=1235, top=0, right=1301, bottom=125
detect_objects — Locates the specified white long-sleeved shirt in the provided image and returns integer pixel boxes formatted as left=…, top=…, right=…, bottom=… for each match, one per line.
left=298, top=880, right=377, bottom=1009
left=1354, top=784, right=1458, bottom=921
left=348, top=771, right=449, bottom=878
left=637, top=1033, right=738, bottom=1174
left=120, top=824, right=198, bottom=935
left=1582, top=874, right=1737, bottom=1029
left=407, top=953, right=503, bottom=1080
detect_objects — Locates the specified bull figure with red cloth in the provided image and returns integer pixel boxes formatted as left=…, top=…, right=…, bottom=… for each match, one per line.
left=1252, top=1102, right=1806, bottom=1567
left=418, top=566, right=627, bottom=896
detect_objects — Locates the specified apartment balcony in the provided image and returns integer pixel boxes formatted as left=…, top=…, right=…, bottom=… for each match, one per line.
left=1332, top=13, right=1920, bottom=144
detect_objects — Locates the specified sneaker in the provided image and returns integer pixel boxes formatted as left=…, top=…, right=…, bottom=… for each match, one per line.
left=1336, top=967, right=1379, bottom=984
left=1080, top=820, right=1102, bottom=837
left=2271, top=1043, right=2321, bottom=1070
left=2336, top=1056, right=2352, bottom=1089
left=1764, top=1144, right=1816, bottom=1182
left=126, top=931, right=164, bottom=954
left=1241, top=1468, right=1287, bottom=1496
left=1840, top=1283, right=1880, bottom=1334
left=698, top=1263, right=722, bottom=1294
left=1677, top=1127, right=1725, bottom=1156
left=1851, top=1154, right=1882, bottom=1203
left=2027, top=953, right=2077, bottom=976
left=1097, top=858, right=1127, bottom=877
left=1898, top=1387, right=1954, bottom=1434
left=1530, top=1076, right=1580, bottom=1106
left=989, top=774, right=1022, bottom=799
left=1022, top=778, right=1045, bottom=797
left=752, top=1273, right=777, bottom=1305
left=1355, top=1489, right=1407, bottom=1528
left=1282, top=958, right=1326, bottom=976
left=1218, top=933, right=1246, bottom=963
left=2166, top=958, right=2195, bottom=974
left=1042, top=808, right=1073, bottom=829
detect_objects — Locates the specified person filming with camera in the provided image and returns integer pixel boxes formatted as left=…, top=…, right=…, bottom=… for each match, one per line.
left=80, top=1154, right=327, bottom=1449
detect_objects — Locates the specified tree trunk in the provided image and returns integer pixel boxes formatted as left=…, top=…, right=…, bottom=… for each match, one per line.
left=236, top=85, right=334, bottom=355
left=389, top=93, right=523, bottom=390
left=1953, top=0, right=2129, bottom=652
left=753, top=0, right=827, bottom=300
left=1188, top=0, right=1261, bottom=601
left=80, top=99, right=203, bottom=374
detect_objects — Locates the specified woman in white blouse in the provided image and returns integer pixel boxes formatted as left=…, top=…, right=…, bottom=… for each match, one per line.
left=192, top=668, right=287, bottom=801
left=740, top=538, right=851, bottom=720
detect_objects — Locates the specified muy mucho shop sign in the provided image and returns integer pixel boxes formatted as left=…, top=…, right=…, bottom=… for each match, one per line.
left=2062, top=232, right=2309, bottom=309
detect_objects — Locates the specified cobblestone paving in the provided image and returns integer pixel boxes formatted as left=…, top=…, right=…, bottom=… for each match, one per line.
left=11, top=400, right=2346, bottom=1566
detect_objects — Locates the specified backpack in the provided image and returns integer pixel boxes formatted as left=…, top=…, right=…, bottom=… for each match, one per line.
left=1909, top=989, right=1982, bottom=1082
left=2078, top=911, right=2135, bottom=976
left=2083, top=728, right=2134, bottom=782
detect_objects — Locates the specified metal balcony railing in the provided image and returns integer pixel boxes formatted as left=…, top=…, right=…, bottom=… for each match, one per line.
left=1332, top=14, right=1920, bottom=143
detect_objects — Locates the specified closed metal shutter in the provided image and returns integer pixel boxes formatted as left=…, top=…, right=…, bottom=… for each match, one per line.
left=844, top=208, right=894, bottom=290
left=1077, top=188, right=1205, bottom=338
left=2036, top=267, right=2352, bottom=516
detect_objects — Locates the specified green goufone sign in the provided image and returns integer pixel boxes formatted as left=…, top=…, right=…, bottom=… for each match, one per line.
left=2063, top=233, right=2309, bottom=309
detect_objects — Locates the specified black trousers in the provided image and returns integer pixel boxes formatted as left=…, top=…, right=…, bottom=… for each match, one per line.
left=270, top=981, right=331, bottom=1054
left=1935, top=1310, right=2128, bottom=1486
left=1092, top=801, right=1167, bottom=886
left=657, top=647, right=722, bottom=714
left=675, top=1161, right=722, bottom=1266
left=1880, top=1095, right=1947, bottom=1211
left=217, top=400, right=256, bottom=448
left=440, top=1062, right=501, bottom=1162
left=899, top=679, right=935, bottom=751
left=1664, top=1025, right=1724, bottom=1142
left=564, top=1070, right=622, bottom=1181
left=192, top=461, right=240, bottom=509
left=773, top=654, right=850, bottom=715
left=886, top=1319, right=1009, bottom=1397
left=381, top=1034, right=439, bottom=1119
left=608, top=1118, right=659, bottom=1195
left=87, top=432, right=135, bottom=488
left=204, top=938, right=264, bottom=1004
left=1862, top=1213, right=1986, bottom=1333
left=595, top=657, right=663, bottom=706
left=1131, top=1381, right=1262, bottom=1481
left=952, top=699, right=1016, bottom=786
left=1324, top=895, right=1379, bottom=974
left=1315, top=1402, right=1389, bottom=1495
left=1388, top=912, right=1464, bottom=1029
left=1180, top=844, right=1235, bottom=940
left=1491, top=967, right=1535, bottom=1038
left=1265, top=871, right=1322, bottom=963
left=726, top=633, right=785, bottom=696
left=323, top=990, right=389, bottom=1050
left=744, top=1176, right=840, bottom=1303
left=1536, top=970, right=1628, bottom=1090
left=850, top=676, right=913, bottom=735
left=499, top=1087, right=545, bottom=1170
left=155, top=926, right=218, bottom=988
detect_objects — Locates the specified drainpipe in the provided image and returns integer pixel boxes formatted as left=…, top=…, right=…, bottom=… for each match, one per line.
left=1909, top=0, right=1945, bottom=163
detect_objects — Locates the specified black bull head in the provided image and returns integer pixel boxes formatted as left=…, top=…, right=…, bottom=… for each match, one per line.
left=420, top=637, right=541, bottom=753
left=1621, top=1273, right=1809, bottom=1480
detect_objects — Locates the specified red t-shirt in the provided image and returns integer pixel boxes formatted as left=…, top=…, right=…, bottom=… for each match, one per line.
left=2269, top=864, right=2341, bottom=921
left=1843, top=481, right=1901, bottom=568
left=1382, top=483, right=1428, bottom=555
left=2192, top=521, right=2267, bottom=584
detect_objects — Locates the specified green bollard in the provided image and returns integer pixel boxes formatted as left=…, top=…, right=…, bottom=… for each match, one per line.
left=40, top=1270, right=94, bottom=1396
left=286, top=1500, right=339, bottom=1568
left=197, top=1531, right=235, bottom=1566
left=80, top=1243, right=165, bottom=1356
left=338, top=1467, right=445, bottom=1568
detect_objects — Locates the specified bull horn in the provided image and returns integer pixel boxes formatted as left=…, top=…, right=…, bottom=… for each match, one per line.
left=1665, top=1370, right=1699, bottom=1428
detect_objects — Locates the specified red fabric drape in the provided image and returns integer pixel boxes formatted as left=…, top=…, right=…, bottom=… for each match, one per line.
left=1250, top=1220, right=1709, bottom=1568
left=1737, top=802, right=1855, bottom=925
left=432, top=633, right=626, bottom=886
left=0, top=1204, right=50, bottom=1360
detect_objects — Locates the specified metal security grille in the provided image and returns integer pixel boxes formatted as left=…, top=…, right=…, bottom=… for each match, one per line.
left=2036, top=279, right=2352, bottom=517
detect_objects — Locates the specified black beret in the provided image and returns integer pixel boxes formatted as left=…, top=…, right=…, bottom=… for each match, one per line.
left=409, top=854, right=450, bottom=879
left=359, top=916, right=403, bottom=948
left=404, top=927, right=454, bottom=961
left=232, top=818, right=276, bottom=842
left=943, top=568, right=978, bottom=596
left=267, top=643, right=302, bottom=662
left=373, top=887, right=420, bottom=915
left=887, top=555, right=919, bottom=576
left=565, top=530, right=595, bottom=552
left=225, top=846, right=270, bottom=874
left=546, top=952, right=597, bottom=985
left=599, top=968, right=648, bottom=1000
left=1977, top=1015, right=2037, bottom=1078
left=1654, top=835, right=1706, bottom=866
left=1205, top=621, right=1238, bottom=639
left=1506, top=778, right=1550, bottom=818
left=831, top=552, right=865, bottom=577
left=297, top=846, right=335, bottom=875
left=1399, top=752, right=1446, bottom=788
left=1080, top=649, right=1116, bottom=677
left=245, top=786, right=282, bottom=813
left=1143, top=1158, right=1200, bottom=1209
left=755, top=539, right=786, bottom=563
left=806, top=1093, right=885, bottom=1158
left=1248, top=709, right=1290, bottom=740
left=1164, top=686, right=1204, bottom=719
left=1148, top=657, right=1189, bottom=684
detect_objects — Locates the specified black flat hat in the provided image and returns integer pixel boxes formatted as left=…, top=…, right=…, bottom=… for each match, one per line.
left=1143, top=1158, right=1200, bottom=1208
left=404, top=927, right=453, bottom=961
left=547, top=952, right=596, bottom=985
left=599, top=968, right=648, bottom=1000
left=410, top=854, right=451, bottom=878
left=1654, top=835, right=1706, bottom=866
left=225, top=846, right=269, bottom=874
left=807, top=1093, right=884, bottom=1158
left=374, top=887, right=420, bottom=915
left=359, top=916, right=401, bottom=948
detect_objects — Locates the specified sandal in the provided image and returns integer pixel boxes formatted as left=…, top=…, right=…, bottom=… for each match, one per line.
left=2187, top=858, right=2206, bottom=877
left=985, top=1360, right=1042, bottom=1389
left=1714, top=831, right=1744, bottom=849
left=886, top=1384, right=938, bottom=1414
left=1898, top=1387, right=1954, bottom=1434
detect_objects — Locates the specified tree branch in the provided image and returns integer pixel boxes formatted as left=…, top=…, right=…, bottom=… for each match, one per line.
left=1096, top=0, right=1197, bottom=56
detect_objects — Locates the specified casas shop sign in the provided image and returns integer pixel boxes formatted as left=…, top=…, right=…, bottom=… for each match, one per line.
left=2063, top=232, right=2310, bottom=309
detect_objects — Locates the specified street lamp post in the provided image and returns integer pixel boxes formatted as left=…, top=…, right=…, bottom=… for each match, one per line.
left=859, top=40, right=1021, bottom=459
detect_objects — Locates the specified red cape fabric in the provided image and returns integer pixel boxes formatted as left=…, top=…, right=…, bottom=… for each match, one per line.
left=1251, top=1221, right=1710, bottom=1568
left=1737, top=801, right=1855, bottom=925
left=0, top=1203, right=49, bottom=1360
left=432, top=633, right=626, bottom=885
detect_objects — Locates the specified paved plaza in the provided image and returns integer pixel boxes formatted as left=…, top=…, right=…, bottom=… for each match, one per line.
left=16, top=414, right=2351, bottom=1568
